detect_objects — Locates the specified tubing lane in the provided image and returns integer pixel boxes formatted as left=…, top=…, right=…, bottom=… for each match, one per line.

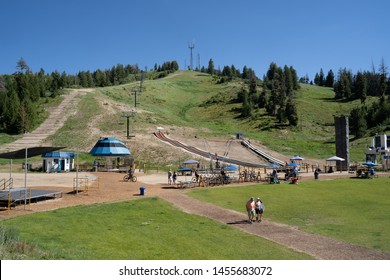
left=153, top=131, right=265, bottom=168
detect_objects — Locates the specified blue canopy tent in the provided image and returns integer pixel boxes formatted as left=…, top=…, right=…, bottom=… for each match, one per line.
left=177, top=167, right=192, bottom=172
left=89, top=138, right=131, bottom=170
left=287, top=162, right=300, bottom=167
left=266, top=163, right=280, bottom=169
left=224, top=165, right=238, bottom=171
left=177, top=167, right=193, bottom=177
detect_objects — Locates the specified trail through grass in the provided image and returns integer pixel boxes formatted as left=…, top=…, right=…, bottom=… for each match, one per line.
left=188, top=177, right=390, bottom=252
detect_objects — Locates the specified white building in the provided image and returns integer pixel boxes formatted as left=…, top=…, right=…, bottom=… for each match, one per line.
left=365, top=134, right=390, bottom=169
left=41, top=151, right=75, bottom=172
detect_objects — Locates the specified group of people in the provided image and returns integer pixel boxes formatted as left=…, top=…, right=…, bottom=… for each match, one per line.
left=245, top=197, right=265, bottom=224
left=168, top=169, right=177, bottom=185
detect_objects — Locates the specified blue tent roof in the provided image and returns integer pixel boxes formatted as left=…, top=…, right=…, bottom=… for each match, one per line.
left=177, top=167, right=192, bottom=172
left=266, top=163, right=280, bottom=168
left=224, top=165, right=238, bottom=171
left=89, top=138, right=131, bottom=157
left=287, top=162, right=300, bottom=167
left=41, top=151, right=75, bottom=158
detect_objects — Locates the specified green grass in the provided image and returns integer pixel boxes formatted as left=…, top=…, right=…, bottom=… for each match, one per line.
left=187, top=177, right=390, bottom=252
left=1, top=198, right=311, bottom=260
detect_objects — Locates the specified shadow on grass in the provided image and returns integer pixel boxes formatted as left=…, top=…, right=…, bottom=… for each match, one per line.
left=227, top=220, right=252, bottom=225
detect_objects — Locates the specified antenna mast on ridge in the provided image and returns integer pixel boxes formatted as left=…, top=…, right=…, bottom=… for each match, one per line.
left=188, top=41, right=195, bottom=70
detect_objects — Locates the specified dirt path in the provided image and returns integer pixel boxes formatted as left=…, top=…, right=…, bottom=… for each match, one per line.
left=158, top=188, right=390, bottom=260
left=1, top=171, right=389, bottom=260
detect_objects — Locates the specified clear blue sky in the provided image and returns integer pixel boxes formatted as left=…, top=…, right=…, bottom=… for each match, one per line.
left=1, top=0, right=389, bottom=80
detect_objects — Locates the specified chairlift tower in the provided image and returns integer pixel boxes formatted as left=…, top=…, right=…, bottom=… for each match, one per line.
left=188, top=41, right=195, bottom=70
left=131, top=87, right=140, bottom=108
left=122, top=110, right=137, bottom=138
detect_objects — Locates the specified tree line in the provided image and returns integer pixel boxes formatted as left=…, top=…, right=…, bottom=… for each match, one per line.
left=197, top=60, right=300, bottom=127
left=348, top=61, right=390, bottom=139
left=310, top=60, right=390, bottom=139
left=0, top=58, right=178, bottom=134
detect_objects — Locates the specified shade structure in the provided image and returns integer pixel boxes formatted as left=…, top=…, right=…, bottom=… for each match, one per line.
left=224, top=165, right=238, bottom=171
left=287, top=162, right=300, bottom=168
left=177, top=167, right=192, bottom=172
left=266, top=163, right=280, bottom=169
left=0, top=147, right=66, bottom=159
left=183, top=159, right=199, bottom=165
left=290, top=155, right=304, bottom=161
left=89, top=138, right=130, bottom=157
left=326, top=156, right=345, bottom=161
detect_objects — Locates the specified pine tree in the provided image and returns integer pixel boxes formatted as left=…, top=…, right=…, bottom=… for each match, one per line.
left=355, top=71, right=367, bottom=104
left=350, top=106, right=367, bottom=138
left=379, top=58, right=388, bottom=102
left=319, top=68, right=325, bottom=86
left=207, top=59, right=215, bottom=75
left=284, top=65, right=293, bottom=97
left=16, top=57, right=30, bottom=73
left=241, top=88, right=252, bottom=117
left=258, top=86, right=267, bottom=108
left=285, top=97, right=298, bottom=126
left=325, top=69, right=335, bottom=87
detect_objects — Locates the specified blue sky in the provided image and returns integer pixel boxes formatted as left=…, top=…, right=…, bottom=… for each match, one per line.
left=1, top=0, right=389, bottom=80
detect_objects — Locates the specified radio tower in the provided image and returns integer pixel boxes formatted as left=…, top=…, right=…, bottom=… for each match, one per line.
left=188, top=41, right=195, bottom=70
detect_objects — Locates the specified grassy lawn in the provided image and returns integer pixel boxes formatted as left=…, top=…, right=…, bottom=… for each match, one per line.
left=187, top=177, right=390, bottom=253
left=1, top=198, right=311, bottom=260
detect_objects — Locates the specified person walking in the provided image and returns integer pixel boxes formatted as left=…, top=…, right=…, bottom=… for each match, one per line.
left=172, top=171, right=177, bottom=185
left=255, top=197, right=262, bottom=222
left=194, top=169, right=200, bottom=182
left=245, top=197, right=255, bottom=224
left=168, top=169, right=173, bottom=184
left=258, top=200, right=265, bottom=222
left=314, top=168, right=319, bottom=180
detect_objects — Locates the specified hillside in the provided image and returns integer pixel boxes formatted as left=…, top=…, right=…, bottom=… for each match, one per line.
left=0, top=71, right=381, bottom=167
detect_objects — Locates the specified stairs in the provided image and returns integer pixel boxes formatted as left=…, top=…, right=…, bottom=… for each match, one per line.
left=0, top=89, right=90, bottom=152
